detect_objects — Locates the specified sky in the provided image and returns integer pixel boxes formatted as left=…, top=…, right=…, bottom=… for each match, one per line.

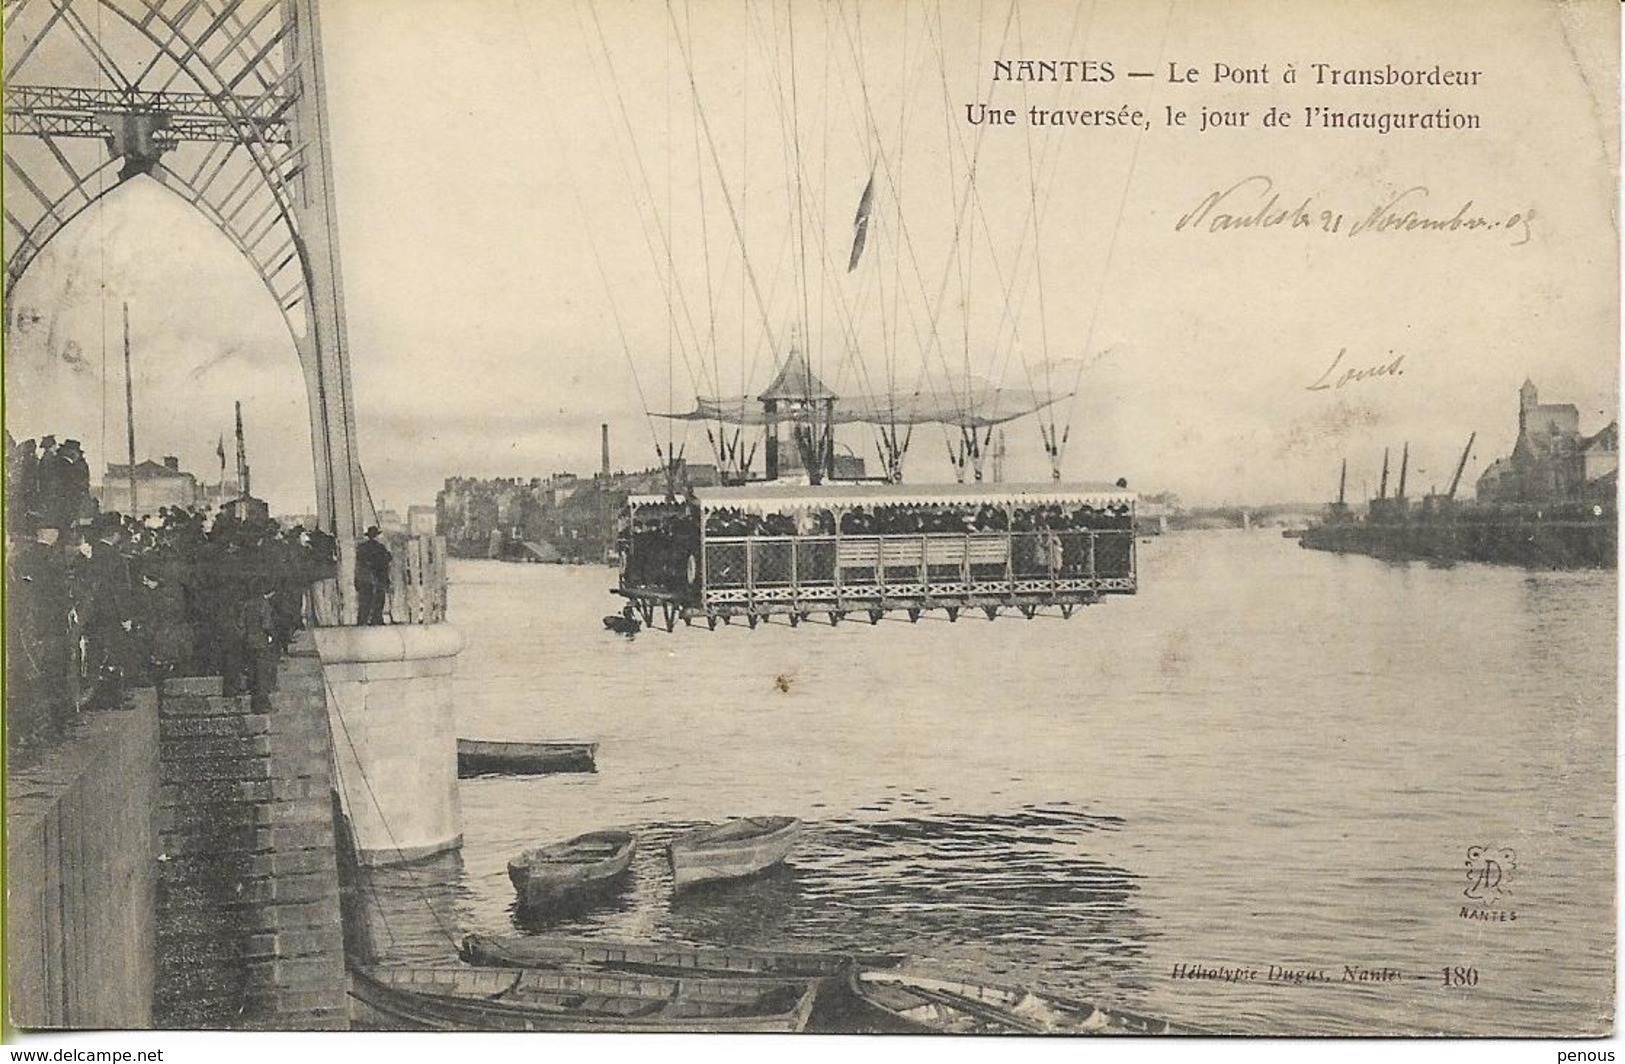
left=4, top=0, right=1619, bottom=514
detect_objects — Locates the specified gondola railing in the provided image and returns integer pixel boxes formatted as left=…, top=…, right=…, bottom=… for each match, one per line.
left=698, top=529, right=1135, bottom=602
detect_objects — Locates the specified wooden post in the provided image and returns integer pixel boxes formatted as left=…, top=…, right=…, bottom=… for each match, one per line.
left=435, top=535, right=448, bottom=620
left=388, top=541, right=408, bottom=624
left=406, top=537, right=424, bottom=623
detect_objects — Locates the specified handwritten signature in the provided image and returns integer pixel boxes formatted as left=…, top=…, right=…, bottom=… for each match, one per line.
left=1307, top=348, right=1405, bottom=392
left=1175, top=175, right=1533, bottom=247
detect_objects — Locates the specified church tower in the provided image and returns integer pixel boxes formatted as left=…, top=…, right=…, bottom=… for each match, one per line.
left=1519, top=378, right=1539, bottom=435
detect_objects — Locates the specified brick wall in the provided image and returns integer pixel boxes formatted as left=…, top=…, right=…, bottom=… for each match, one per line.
left=154, top=637, right=348, bottom=1030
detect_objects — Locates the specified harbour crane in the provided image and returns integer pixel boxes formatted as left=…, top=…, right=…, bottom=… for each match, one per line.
left=1447, top=433, right=1478, bottom=499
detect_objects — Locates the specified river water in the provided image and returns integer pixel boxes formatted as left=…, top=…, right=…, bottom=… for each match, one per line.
left=356, top=530, right=1615, bottom=1036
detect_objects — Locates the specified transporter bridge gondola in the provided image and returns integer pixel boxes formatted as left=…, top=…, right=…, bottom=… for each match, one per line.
left=615, top=482, right=1136, bottom=631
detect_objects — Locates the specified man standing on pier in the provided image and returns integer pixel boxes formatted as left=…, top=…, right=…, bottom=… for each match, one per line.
left=355, top=526, right=392, bottom=626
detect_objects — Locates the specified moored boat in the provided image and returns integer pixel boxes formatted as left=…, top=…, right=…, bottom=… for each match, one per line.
left=349, top=964, right=819, bottom=1032
left=459, top=932, right=903, bottom=979
left=850, top=970, right=1203, bottom=1036
left=668, top=816, right=800, bottom=890
left=508, top=830, right=635, bottom=907
left=457, top=738, right=598, bottom=777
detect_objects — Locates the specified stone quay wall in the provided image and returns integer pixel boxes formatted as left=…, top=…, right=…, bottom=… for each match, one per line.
left=154, top=637, right=349, bottom=1029
left=6, top=692, right=160, bottom=1029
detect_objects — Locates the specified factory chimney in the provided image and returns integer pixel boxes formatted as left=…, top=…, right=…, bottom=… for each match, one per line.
left=601, top=423, right=611, bottom=481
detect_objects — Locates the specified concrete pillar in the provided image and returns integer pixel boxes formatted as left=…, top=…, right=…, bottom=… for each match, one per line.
left=314, top=625, right=464, bottom=866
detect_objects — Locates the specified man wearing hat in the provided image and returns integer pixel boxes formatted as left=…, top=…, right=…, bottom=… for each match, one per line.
left=34, top=436, right=63, bottom=528
left=77, top=514, right=134, bottom=707
left=355, top=525, right=392, bottom=625
left=58, top=439, right=91, bottom=523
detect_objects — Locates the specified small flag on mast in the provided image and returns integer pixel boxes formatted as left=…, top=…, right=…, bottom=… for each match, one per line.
left=847, top=169, right=876, bottom=272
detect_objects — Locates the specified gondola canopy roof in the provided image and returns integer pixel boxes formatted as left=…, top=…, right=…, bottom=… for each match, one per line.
left=757, top=357, right=837, bottom=403
left=656, top=383, right=1068, bottom=429
left=629, top=482, right=1136, bottom=514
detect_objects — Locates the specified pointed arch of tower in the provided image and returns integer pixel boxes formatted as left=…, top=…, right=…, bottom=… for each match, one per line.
left=5, top=0, right=311, bottom=330
left=3, top=0, right=369, bottom=623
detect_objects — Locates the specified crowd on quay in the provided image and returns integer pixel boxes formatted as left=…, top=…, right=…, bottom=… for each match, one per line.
left=6, top=432, right=340, bottom=755
left=9, top=434, right=93, bottom=528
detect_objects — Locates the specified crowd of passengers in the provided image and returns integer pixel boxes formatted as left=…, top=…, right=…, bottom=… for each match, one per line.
left=622, top=502, right=1134, bottom=591
left=700, top=502, right=1133, bottom=538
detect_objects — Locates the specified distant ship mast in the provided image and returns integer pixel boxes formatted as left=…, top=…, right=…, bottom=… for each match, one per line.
left=123, top=302, right=137, bottom=515
left=235, top=399, right=251, bottom=498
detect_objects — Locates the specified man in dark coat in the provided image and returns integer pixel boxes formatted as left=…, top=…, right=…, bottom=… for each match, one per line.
left=35, top=436, right=63, bottom=528
left=58, top=440, right=92, bottom=524
left=8, top=528, right=74, bottom=746
left=78, top=516, right=134, bottom=707
left=7, top=435, right=38, bottom=534
left=134, top=564, right=192, bottom=681
left=355, top=526, right=392, bottom=625
left=230, top=578, right=280, bottom=709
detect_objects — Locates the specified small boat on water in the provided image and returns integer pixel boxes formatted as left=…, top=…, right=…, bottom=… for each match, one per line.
left=668, top=816, right=801, bottom=890
left=349, top=965, right=819, bottom=1032
left=603, top=612, right=641, bottom=635
left=850, top=970, right=1202, bottom=1036
left=460, top=932, right=903, bottom=979
left=457, top=739, right=597, bottom=777
left=508, top=831, right=635, bottom=907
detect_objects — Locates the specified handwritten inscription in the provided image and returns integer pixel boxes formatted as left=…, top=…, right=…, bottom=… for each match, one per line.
left=1307, top=349, right=1406, bottom=392
left=1175, top=175, right=1534, bottom=246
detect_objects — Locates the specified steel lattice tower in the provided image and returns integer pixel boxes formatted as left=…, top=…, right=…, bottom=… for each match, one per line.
left=4, top=0, right=369, bottom=622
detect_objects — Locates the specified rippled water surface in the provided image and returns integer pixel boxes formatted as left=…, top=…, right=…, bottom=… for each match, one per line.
left=358, top=531, right=1615, bottom=1036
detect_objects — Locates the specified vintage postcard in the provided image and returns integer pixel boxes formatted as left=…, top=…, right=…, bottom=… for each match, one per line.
left=2, top=0, right=1617, bottom=1050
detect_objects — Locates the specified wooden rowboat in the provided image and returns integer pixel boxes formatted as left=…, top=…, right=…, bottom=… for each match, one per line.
left=460, top=932, right=904, bottom=979
left=349, top=964, right=819, bottom=1032
left=508, top=830, right=634, bottom=907
left=668, top=816, right=801, bottom=890
left=850, top=970, right=1203, bottom=1036
left=458, top=739, right=597, bottom=777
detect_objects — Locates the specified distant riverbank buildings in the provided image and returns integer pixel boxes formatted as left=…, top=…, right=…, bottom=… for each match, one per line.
left=98, top=456, right=238, bottom=516
left=437, top=463, right=723, bottom=562
left=1475, top=379, right=1617, bottom=506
